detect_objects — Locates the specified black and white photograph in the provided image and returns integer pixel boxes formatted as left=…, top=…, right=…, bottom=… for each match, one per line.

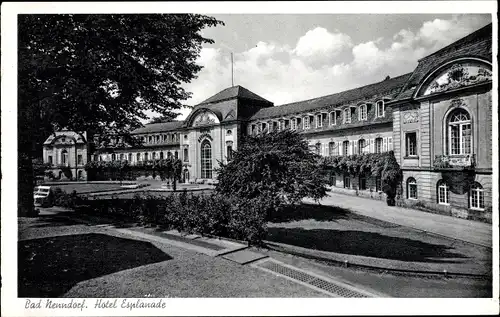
left=1, top=1, right=498, bottom=316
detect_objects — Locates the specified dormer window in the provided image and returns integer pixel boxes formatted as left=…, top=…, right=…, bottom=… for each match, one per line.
left=329, top=111, right=338, bottom=126
left=359, top=104, right=367, bottom=121
left=376, top=100, right=385, bottom=118
left=303, top=116, right=310, bottom=130
left=343, top=108, right=351, bottom=124
left=316, top=114, right=323, bottom=128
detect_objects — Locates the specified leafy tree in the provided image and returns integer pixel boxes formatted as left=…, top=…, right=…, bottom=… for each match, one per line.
left=147, top=113, right=181, bottom=124
left=18, top=14, right=223, bottom=215
left=216, top=130, right=328, bottom=216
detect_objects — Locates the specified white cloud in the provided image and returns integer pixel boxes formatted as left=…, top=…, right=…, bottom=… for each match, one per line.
left=177, top=16, right=490, bottom=120
left=294, top=27, right=352, bottom=58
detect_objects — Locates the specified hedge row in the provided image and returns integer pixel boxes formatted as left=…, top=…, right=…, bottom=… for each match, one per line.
left=55, top=189, right=269, bottom=245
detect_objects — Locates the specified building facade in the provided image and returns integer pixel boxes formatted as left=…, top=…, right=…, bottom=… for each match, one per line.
left=43, top=24, right=493, bottom=219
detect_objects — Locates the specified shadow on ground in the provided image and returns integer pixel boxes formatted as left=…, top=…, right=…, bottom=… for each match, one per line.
left=266, top=227, right=468, bottom=263
left=269, top=204, right=352, bottom=223
left=18, top=233, right=172, bottom=297
left=33, top=212, right=138, bottom=229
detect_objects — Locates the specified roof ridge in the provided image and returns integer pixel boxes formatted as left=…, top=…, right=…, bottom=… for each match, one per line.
left=276, top=72, right=412, bottom=107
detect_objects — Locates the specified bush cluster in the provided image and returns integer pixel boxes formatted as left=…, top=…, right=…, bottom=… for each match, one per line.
left=56, top=189, right=269, bottom=245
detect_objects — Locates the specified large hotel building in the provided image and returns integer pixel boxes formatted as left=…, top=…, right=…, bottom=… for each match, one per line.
left=42, top=24, right=493, bottom=220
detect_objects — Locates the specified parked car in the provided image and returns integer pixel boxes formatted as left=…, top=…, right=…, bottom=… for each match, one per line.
left=33, top=186, right=53, bottom=207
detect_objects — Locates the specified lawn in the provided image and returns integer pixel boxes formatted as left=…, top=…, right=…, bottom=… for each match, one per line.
left=52, top=183, right=125, bottom=194
left=266, top=203, right=491, bottom=267
left=18, top=233, right=172, bottom=297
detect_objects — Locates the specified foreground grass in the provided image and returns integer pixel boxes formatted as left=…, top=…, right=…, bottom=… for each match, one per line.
left=18, top=233, right=172, bottom=297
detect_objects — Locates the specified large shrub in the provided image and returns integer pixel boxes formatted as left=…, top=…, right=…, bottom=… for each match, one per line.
left=216, top=130, right=328, bottom=215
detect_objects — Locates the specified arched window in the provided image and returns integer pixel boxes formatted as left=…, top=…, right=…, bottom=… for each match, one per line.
left=119, top=153, right=124, bottom=161
left=167, top=152, right=172, bottom=159
left=447, top=108, right=472, bottom=155
left=201, top=140, right=212, bottom=179
left=375, top=137, right=383, bottom=153
left=470, top=182, right=485, bottom=210
left=407, top=177, right=417, bottom=199
left=111, top=153, right=116, bottom=161
left=376, top=100, right=385, bottom=117
left=160, top=152, right=164, bottom=160
left=152, top=152, right=156, bottom=160
left=358, top=139, right=366, bottom=154
left=61, top=150, right=68, bottom=165
left=343, top=140, right=350, bottom=156
left=437, top=180, right=449, bottom=205
left=328, top=142, right=338, bottom=156
left=144, top=152, right=148, bottom=161
left=136, top=153, right=141, bottom=162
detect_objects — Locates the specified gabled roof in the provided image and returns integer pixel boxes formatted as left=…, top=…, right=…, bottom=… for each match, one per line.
left=249, top=73, right=411, bottom=120
left=131, top=121, right=184, bottom=134
left=392, top=23, right=492, bottom=102
left=198, top=85, right=272, bottom=105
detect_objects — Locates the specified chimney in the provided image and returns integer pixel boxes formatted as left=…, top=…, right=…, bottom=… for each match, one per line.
left=384, top=75, right=391, bottom=81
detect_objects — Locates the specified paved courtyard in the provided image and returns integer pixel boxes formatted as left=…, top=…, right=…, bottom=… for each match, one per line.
left=305, top=192, right=492, bottom=247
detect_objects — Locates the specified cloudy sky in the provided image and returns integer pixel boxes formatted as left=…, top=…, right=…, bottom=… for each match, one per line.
left=173, top=14, right=491, bottom=119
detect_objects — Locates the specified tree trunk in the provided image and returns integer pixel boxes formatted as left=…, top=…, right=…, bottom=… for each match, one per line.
left=18, top=152, right=38, bottom=217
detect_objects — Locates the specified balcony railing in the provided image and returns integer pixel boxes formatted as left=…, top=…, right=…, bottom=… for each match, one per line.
left=433, top=154, right=476, bottom=169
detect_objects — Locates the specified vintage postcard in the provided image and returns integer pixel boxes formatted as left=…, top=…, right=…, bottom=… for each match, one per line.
left=1, top=1, right=498, bottom=316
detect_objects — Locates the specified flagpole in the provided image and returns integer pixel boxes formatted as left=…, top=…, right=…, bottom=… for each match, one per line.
left=231, top=52, right=234, bottom=87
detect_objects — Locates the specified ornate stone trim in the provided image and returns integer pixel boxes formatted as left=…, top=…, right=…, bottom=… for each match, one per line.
left=403, top=111, right=419, bottom=124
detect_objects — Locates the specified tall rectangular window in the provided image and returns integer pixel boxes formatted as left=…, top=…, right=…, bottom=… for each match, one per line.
left=227, top=145, right=233, bottom=161
left=330, top=112, right=336, bottom=125
left=77, top=154, right=83, bottom=165
left=290, top=118, right=297, bottom=130
left=359, top=176, right=367, bottom=190
left=375, top=138, right=383, bottom=153
left=343, top=141, right=350, bottom=156
left=359, top=104, right=367, bottom=121
left=438, top=182, right=449, bottom=204
left=405, top=132, right=418, bottom=157
left=48, top=156, right=53, bottom=164
left=376, top=101, right=385, bottom=117
left=343, top=108, right=351, bottom=124
left=343, top=175, right=351, bottom=188
left=303, top=117, right=310, bottom=130
left=316, top=114, right=323, bottom=128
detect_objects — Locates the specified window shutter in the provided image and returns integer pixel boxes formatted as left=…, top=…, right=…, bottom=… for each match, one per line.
left=370, top=139, right=374, bottom=153
left=383, top=138, right=388, bottom=152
